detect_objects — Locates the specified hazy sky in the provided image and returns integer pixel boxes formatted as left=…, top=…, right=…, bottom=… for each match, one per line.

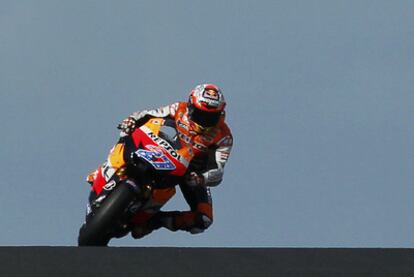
left=1, top=1, right=413, bottom=247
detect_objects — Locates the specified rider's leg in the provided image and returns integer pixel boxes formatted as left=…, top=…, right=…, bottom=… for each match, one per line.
left=130, top=187, right=176, bottom=239
left=152, top=183, right=213, bottom=234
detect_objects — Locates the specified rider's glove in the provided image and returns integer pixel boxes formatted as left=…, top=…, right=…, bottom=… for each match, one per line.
left=117, top=116, right=138, bottom=135
left=185, top=172, right=205, bottom=187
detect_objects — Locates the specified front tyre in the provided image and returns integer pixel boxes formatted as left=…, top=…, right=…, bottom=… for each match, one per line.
left=78, top=183, right=136, bottom=246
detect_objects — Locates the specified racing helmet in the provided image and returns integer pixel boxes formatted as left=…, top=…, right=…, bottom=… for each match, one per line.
left=188, top=84, right=226, bottom=133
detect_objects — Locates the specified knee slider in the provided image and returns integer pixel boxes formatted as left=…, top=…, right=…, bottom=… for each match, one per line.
left=194, top=213, right=213, bottom=230
left=189, top=214, right=212, bottom=234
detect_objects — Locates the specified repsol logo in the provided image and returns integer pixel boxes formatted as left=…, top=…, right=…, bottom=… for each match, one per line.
left=148, top=132, right=182, bottom=161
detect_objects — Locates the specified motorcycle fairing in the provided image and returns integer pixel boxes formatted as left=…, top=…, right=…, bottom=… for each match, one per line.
left=92, top=118, right=193, bottom=195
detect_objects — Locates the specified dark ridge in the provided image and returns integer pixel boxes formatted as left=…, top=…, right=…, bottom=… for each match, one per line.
left=0, top=247, right=413, bottom=277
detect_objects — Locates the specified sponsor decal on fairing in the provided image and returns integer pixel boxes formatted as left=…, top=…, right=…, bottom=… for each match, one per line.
left=139, top=125, right=191, bottom=168
left=103, top=180, right=116, bottom=191
left=102, top=161, right=116, bottom=181
left=136, top=145, right=176, bottom=170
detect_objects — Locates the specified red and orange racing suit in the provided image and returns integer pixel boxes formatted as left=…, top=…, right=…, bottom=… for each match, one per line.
left=88, top=102, right=233, bottom=235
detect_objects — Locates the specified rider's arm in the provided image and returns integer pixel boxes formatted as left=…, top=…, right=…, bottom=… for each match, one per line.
left=201, top=135, right=233, bottom=187
left=119, top=103, right=179, bottom=136
left=130, top=102, right=179, bottom=123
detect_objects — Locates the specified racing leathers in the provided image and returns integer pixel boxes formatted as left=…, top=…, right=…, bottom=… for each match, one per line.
left=124, top=102, right=233, bottom=235
left=87, top=101, right=233, bottom=237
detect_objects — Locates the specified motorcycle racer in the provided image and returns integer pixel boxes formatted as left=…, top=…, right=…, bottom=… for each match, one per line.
left=88, top=83, right=233, bottom=238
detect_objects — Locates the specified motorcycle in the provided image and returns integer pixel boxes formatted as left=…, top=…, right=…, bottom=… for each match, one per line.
left=78, top=117, right=194, bottom=246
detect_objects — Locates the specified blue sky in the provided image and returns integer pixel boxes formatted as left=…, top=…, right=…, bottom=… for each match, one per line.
left=1, top=1, right=413, bottom=247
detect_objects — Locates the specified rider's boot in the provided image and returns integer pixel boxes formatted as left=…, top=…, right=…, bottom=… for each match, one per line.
left=131, top=224, right=155, bottom=239
left=155, top=211, right=212, bottom=234
left=130, top=212, right=168, bottom=239
left=131, top=212, right=177, bottom=239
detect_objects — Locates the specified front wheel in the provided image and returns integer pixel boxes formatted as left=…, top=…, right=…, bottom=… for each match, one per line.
left=78, top=183, right=136, bottom=246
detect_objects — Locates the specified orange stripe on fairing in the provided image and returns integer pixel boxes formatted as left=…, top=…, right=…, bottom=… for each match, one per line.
left=197, top=203, right=213, bottom=220
left=108, top=143, right=126, bottom=169
left=152, top=187, right=176, bottom=204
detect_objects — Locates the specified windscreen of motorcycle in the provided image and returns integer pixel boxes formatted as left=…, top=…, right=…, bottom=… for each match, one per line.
left=158, top=125, right=181, bottom=149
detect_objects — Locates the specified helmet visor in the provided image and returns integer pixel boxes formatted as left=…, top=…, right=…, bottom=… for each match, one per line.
left=189, top=106, right=221, bottom=127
